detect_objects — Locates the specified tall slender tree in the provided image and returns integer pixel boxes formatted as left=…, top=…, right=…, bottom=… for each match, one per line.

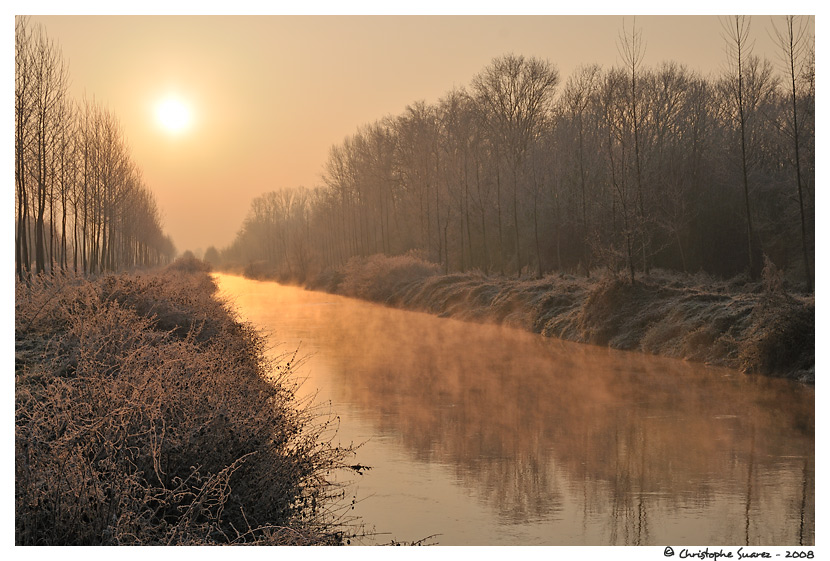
left=618, top=17, right=649, bottom=276
left=15, top=17, right=34, bottom=282
left=563, top=64, right=602, bottom=277
left=771, top=15, right=813, bottom=289
left=721, top=15, right=759, bottom=279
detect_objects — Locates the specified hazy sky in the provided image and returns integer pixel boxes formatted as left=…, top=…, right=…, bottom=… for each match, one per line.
left=26, top=14, right=812, bottom=255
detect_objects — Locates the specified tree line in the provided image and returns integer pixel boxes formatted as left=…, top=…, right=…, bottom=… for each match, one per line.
left=216, top=16, right=814, bottom=288
left=15, top=17, right=175, bottom=283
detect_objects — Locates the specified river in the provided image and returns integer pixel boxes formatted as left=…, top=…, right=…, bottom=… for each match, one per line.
left=214, top=273, right=814, bottom=546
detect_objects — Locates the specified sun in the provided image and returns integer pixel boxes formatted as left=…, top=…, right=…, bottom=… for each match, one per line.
left=155, top=96, right=193, bottom=134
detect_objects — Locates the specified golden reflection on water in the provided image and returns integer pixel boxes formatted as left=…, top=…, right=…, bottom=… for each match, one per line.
left=215, top=274, right=814, bottom=546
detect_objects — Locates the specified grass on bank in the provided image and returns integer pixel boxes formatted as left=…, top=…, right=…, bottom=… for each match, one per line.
left=15, top=255, right=358, bottom=545
left=304, top=254, right=814, bottom=383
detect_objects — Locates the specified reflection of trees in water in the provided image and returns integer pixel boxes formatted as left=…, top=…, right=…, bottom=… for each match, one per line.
left=799, top=458, right=812, bottom=546
left=231, top=282, right=814, bottom=544
left=468, top=455, right=562, bottom=523
left=316, top=302, right=814, bottom=543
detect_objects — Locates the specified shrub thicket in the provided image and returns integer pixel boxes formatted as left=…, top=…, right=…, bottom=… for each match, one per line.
left=15, top=258, right=355, bottom=545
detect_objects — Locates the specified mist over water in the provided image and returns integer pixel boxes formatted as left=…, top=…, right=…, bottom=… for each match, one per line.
left=216, top=274, right=814, bottom=546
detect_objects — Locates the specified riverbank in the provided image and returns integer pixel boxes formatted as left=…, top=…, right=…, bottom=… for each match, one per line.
left=15, top=256, right=355, bottom=545
left=299, top=254, right=814, bottom=384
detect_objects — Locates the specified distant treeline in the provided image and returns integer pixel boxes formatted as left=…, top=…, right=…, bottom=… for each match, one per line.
left=14, top=17, right=175, bottom=283
left=216, top=17, right=813, bottom=288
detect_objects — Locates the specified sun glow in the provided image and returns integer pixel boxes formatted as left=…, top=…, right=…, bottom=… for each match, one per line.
left=155, top=96, right=193, bottom=134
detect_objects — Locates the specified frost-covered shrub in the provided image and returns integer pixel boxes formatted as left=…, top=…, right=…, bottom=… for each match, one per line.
left=641, top=314, right=687, bottom=356
left=242, top=260, right=279, bottom=280
left=169, top=252, right=212, bottom=274
left=577, top=277, right=642, bottom=345
left=338, top=253, right=440, bottom=302
left=739, top=294, right=814, bottom=379
left=15, top=265, right=353, bottom=545
left=306, top=268, right=344, bottom=293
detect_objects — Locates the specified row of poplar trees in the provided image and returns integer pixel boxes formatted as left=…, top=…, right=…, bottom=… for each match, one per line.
left=14, top=17, right=175, bottom=283
left=220, top=16, right=814, bottom=289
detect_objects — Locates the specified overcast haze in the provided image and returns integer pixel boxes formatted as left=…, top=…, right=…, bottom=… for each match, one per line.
left=28, top=15, right=801, bottom=255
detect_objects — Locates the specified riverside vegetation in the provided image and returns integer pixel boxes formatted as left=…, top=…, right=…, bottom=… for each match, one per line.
left=15, top=255, right=359, bottom=545
left=298, top=253, right=814, bottom=384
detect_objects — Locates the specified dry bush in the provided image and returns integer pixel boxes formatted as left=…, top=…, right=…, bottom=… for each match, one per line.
left=338, top=253, right=440, bottom=303
left=577, top=277, right=647, bottom=346
left=641, top=312, right=688, bottom=356
left=738, top=293, right=814, bottom=380
left=168, top=253, right=212, bottom=274
left=16, top=266, right=355, bottom=545
left=761, top=255, right=785, bottom=295
left=398, top=273, right=488, bottom=315
left=242, top=260, right=278, bottom=281
left=306, top=268, right=344, bottom=293
left=528, top=279, right=586, bottom=334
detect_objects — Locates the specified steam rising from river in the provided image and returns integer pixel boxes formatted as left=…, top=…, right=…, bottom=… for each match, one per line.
left=216, top=274, right=814, bottom=546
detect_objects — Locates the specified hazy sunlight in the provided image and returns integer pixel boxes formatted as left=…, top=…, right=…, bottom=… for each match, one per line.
left=155, top=95, right=192, bottom=134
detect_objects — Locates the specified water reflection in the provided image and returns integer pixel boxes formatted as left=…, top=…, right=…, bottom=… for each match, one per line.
left=215, top=274, right=814, bottom=546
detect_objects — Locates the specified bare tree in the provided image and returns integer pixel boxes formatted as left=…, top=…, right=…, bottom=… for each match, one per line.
left=15, top=17, right=34, bottom=282
left=30, top=23, right=69, bottom=274
left=771, top=15, right=813, bottom=289
left=563, top=64, right=602, bottom=277
left=600, top=67, right=637, bottom=282
left=472, top=54, right=559, bottom=277
left=618, top=17, right=650, bottom=276
left=721, top=15, right=759, bottom=279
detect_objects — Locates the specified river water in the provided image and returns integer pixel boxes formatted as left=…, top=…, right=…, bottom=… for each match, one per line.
left=214, top=274, right=814, bottom=546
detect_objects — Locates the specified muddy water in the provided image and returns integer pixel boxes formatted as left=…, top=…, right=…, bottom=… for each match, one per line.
left=214, top=274, right=814, bottom=546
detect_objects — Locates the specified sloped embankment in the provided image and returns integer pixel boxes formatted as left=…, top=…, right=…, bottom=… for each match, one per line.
left=15, top=257, right=353, bottom=545
left=308, top=255, right=814, bottom=383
